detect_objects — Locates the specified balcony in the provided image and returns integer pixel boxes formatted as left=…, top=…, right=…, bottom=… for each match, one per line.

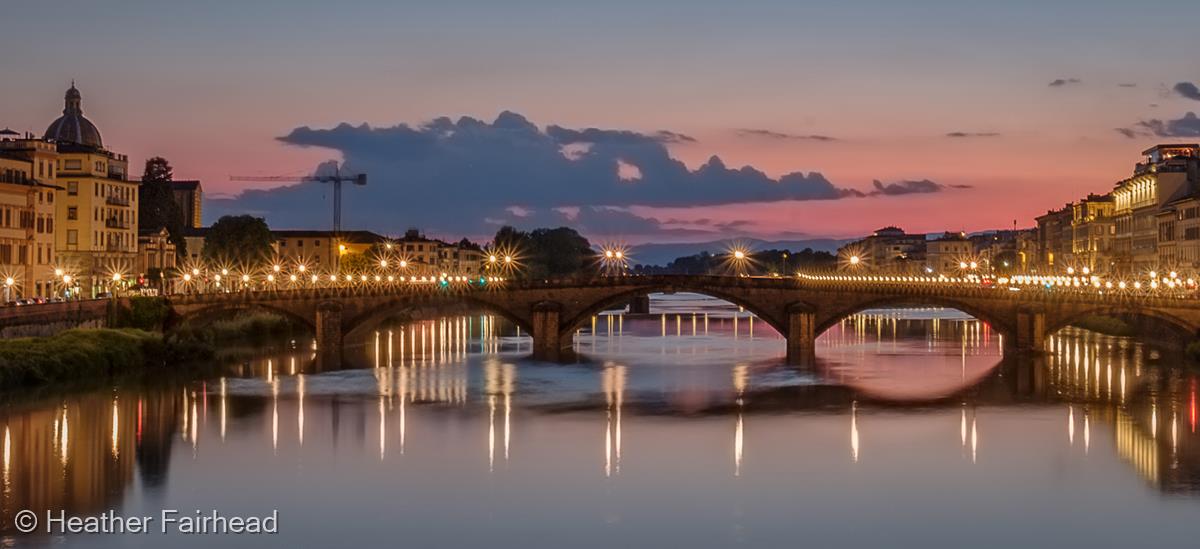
left=105, top=195, right=131, bottom=207
left=105, top=217, right=129, bottom=230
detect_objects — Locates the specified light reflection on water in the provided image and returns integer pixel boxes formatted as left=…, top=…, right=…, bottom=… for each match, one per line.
left=0, top=293, right=1198, bottom=547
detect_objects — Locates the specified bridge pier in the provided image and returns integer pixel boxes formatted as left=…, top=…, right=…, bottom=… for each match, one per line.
left=785, top=307, right=817, bottom=367
left=315, top=301, right=344, bottom=370
left=1014, top=310, right=1046, bottom=352
left=532, top=301, right=566, bottom=362
left=628, top=294, right=651, bottom=315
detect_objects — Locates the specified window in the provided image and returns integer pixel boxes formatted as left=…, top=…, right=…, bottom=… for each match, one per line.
left=67, top=207, right=77, bottom=220
left=67, top=181, right=78, bottom=196
left=64, top=159, right=81, bottom=171
left=67, top=230, right=77, bottom=245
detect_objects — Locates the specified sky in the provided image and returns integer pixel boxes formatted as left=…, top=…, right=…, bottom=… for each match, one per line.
left=2, top=0, right=1199, bottom=245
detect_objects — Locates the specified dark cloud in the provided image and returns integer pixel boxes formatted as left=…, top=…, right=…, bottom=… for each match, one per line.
left=1135, top=112, right=1200, bottom=137
left=1174, top=82, right=1200, bottom=101
left=653, top=130, right=697, bottom=144
left=1048, top=78, right=1082, bottom=87
left=1118, top=83, right=1138, bottom=88
left=1114, top=127, right=1141, bottom=139
left=867, top=179, right=969, bottom=196
left=945, top=131, right=1000, bottom=138
left=735, top=129, right=838, bottom=142
left=208, top=111, right=951, bottom=238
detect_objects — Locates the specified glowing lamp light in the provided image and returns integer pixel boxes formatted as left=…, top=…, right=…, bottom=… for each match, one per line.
left=615, top=251, right=624, bottom=259
left=489, top=255, right=497, bottom=263
left=221, top=269, right=229, bottom=276
left=298, top=264, right=307, bottom=272
left=504, top=256, right=513, bottom=264
left=267, top=274, right=275, bottom=282
left=241, top=274, right=250, bottom=282
left=380, top=259, right=388, bottom=268
left=192, top=268, right=200, bottom=276
left=183, top=273, right=192, bottom=282
left=4, top=277, right=14, bottom=287
left=289, top=274, right=298, bottom=282
left=311, top=275, right=319, bottom=283
left=214, top=274, right=222, bottom=282
left=959, top=261, right=968, bottom=269
left=969, top=261, right=978, bottom=269
left=62, top=275, right=72, bottom=284
left=111, top=273, right=121, bottom=282
left=272, top=264, right=281, bottom=272
left=605, top=250, right=614, bottom=258
left=733, top=250, right=746, bottom=260
left=850, top=255, right=861, bottom=265
left=399, top=260, right=408, bottom=268
left=54, top=268, right=64, bottom=277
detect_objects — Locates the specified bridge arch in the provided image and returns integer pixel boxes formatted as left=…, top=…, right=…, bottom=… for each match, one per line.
left=814, top=294, right=1015, bottom=341
left=342, top=293, right=535, bottom=343
left=167, top=302, right=317, bottom=333
left=1045, top=305, right=1200, bottom=342
left=558, top=285, right=789, bottom=341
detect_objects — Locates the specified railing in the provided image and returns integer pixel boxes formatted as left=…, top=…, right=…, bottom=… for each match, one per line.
left=104, top=217, right=129, bottom=229
left=105, top=195, right=130, bottom=207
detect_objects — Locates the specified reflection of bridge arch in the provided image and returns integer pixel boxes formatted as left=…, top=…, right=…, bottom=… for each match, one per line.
left=558, top=286, right=788, bottom=340
left=342, top=294, right=535, bottom=343
left=1043, top=305, right=1198, bottom=341
left=168, top=302, right=317, bottom=333
left=814, top=295, right=1014, bottom=340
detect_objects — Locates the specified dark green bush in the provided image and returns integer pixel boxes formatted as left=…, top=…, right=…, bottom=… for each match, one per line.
left=0, top=329, right=167, bottom=389
left=113, top=296, right=170, bottom=331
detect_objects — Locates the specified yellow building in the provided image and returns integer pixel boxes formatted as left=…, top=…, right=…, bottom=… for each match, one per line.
left=0, top=133, right=60, bottom=299
left=44, top=85, right=138, bottom=297
left=1111, top=144, right=1199, bottom=272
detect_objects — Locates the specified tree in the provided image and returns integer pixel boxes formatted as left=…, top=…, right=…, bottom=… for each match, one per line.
left=202, top=215, right=274, bottom=266
left=138, top=157, right=188, bottom=257
left=491, top=226, right=596, bottom=279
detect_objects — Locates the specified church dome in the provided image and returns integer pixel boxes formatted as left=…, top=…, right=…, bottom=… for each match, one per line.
left=44, top=83, right=103, bottom=148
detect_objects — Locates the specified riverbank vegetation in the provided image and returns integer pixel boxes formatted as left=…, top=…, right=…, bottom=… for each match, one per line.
left=0, top=329, right=172, bottom=389
left=0, top=310, right=308, bottom=391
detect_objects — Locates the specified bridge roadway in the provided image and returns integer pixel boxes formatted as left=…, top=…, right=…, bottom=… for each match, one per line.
left=6, top=274, right=1200, bottom=366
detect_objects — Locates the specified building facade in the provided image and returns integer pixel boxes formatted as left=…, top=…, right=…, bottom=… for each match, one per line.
left=1070, top=193, right=1115, bottom=273
left=0, top=136, right=59, bottom=299
left=44, top=85, right=138, bottom=297
left=170, top=180, right=202, bottom=229
left=838, top=226, right=926, bottom=272
left=1035, top=205, right=1073, bottom=272
left=925, top=232, right=971, bottom=274
left=1111, top=145, right=1200, bottom=272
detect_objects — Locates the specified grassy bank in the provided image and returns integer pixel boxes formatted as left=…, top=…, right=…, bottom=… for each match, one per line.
left=0, top=329, right=174, bottom=389
left=0, top=310, right=308, bottom=391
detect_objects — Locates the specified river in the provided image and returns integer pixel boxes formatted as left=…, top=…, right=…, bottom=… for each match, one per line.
left=1, top=293, right=1197, bottom=547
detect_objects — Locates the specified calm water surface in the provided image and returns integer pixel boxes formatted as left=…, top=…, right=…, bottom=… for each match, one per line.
left=2, top=294, right=1198, bottom=548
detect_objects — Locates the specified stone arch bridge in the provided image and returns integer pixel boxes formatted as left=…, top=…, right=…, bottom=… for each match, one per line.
left=5, top=275, right=1200, bottom=366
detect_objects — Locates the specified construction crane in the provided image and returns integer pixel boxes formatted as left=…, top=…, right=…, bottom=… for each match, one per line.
left=230, top=165, right=366, bottom=232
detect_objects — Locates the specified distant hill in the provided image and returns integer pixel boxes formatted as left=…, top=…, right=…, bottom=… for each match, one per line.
left=629, top=238, right=851, bottom=266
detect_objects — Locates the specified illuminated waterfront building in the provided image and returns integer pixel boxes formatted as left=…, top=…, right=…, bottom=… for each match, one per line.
left=1111, top=144, right=1200, bottom=272
left=41, top=84, right=137, bottom=296
left=1035, top=204, right=1073, bottom=272
left=0, top=132, right=60, bottom=299
left=837, top=226, right=926, bottom=272
left=1070, top=193, right=1115, bottom=273
left=272, top=229, right=387, bottom=271
left=137, top=227, right=177, bottom=292
left=925, top=232, right=971, bottom=274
